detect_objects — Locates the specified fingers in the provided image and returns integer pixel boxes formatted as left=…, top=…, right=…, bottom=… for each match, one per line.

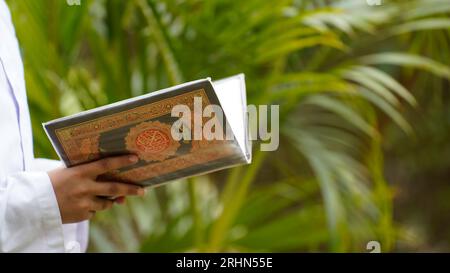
left=90, top=197, right=114, bottom=211
left=92, top=181, right=146, bottom=197
left=80, top=155, right=139, bottom=176
left=87, top=211, right=96, bottom=220
left=83, top=197, right=126, bottom=220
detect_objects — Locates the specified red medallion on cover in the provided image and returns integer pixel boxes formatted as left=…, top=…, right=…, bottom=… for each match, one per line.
left=125, top=121, right=180, bottom=162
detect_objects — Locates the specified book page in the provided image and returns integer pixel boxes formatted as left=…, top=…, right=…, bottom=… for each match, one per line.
left=212, top=74, right=249, bottom=161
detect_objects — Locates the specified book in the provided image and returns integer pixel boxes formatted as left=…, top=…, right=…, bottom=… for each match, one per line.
left=43, top=74, right=252, bottom=187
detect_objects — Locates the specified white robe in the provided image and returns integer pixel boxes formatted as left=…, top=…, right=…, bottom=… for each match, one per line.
left=0, top=0, right=88, bottom=252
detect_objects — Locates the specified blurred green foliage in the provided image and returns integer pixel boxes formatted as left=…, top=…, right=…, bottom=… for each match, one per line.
left=7, top=0, right=450, bottom=252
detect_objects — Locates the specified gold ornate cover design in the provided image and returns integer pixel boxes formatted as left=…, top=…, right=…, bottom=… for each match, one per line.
left=125, top=121, right=181, bottom=162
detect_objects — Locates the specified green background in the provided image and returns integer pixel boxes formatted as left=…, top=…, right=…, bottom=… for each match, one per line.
left=7, top=0, right=450, bottom=252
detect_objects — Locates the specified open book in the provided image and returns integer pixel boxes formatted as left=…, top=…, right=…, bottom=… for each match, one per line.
left=43, top=74, right=251, bottom=187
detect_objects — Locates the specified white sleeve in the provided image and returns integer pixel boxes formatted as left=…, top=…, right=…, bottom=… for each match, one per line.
left=0, top=0, right=88, bottom=253
left=0, top=57, right=69, bottom=252
left=0, top=159, right=89, bottom=253
left=0, top=170, right=65, bottom=252
left=31, top=158, right=90, bottom=253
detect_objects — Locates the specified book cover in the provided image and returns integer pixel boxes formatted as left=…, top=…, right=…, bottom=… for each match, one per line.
left=43, top=77, right=249, bottom=187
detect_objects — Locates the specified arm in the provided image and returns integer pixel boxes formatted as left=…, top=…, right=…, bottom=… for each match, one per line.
left=1, top=155, right=144, bottom=252
left=0, top=0, right=144, bottom=252
left=0, top=170, right=66, bottom=252
left=0, top=54, right=65, bottom=252
left=31, top=158, right=89, bottom=252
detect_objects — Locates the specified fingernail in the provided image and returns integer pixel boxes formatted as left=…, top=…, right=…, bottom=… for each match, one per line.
left=115, top=196, right=125, bottom=205
left=129, top=155, right=139, bottom=163
left=138, top=188, right=146, bottom=196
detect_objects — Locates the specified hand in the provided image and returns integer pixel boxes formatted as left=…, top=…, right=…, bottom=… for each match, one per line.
left=48, top=155, right=145, bottom=224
